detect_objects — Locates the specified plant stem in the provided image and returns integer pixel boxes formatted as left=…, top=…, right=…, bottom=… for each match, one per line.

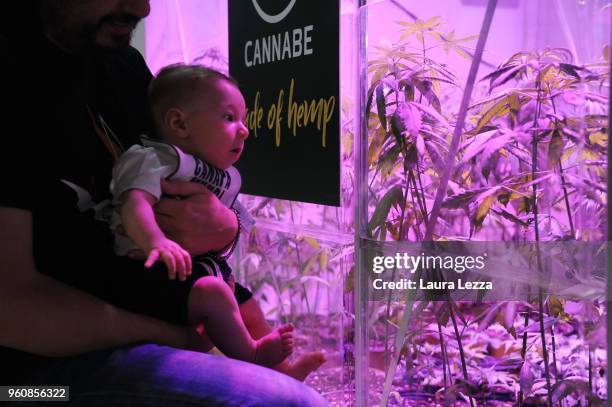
left=550, top=94, right=575, bottom=237
left=436, top=318, right=448, bottom=389
left=546, top=298, right=559, bottom=387
left=588, top=346, right=593, bottom=407
left=383, top=173, right=412, bottom=365
left=408, top=172, right=425, bottom=240
left=518, top=307, right=531, bottom=407
left=448, top=303, right=474, bottom=407
left=419, top=31, right=426, bottom=105
left=399, top=170, right=412, bottom=240
left=549, top=326, right=558, bottom=382
left=537, top=290, right=553, bottom=407
left=409, top=169, right=428, bottom=226
left=557, top=159, right=575, bottom=236
left=531, top=75, right=553, bottom=407
left=415, top=159, right=430, bottom=222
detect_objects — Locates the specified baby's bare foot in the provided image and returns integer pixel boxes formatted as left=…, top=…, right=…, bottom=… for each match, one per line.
left=285, top=351, right=326, bottom=381
left=254, top=324, right=294, bottom=366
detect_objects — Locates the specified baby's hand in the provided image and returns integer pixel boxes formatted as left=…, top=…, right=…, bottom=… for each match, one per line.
left=144, top=238, right=192, bottom=281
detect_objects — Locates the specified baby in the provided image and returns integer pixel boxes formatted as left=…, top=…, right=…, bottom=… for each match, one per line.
left=110, top=64, right=324, bottom=380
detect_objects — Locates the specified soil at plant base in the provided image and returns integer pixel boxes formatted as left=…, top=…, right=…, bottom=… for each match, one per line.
left=296, top=305, right=607, bottom=406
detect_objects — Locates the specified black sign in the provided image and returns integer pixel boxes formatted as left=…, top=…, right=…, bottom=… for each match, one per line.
left=229, top=0, right=340, bottom=206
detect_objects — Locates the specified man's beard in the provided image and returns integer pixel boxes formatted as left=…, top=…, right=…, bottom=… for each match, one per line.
left=46, top=24, right=133, bottom=54
left=93, top=12, right=141, bottom=51
left=40, top=4, right=139, bottom=53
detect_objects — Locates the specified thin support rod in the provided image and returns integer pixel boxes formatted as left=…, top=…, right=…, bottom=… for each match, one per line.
left=355, top=1, right=370, bottom=406
left=424, top=0, right=498, bottom=241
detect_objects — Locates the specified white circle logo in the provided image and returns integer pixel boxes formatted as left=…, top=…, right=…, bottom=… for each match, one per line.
left=251, top=0, right=296, bottom=24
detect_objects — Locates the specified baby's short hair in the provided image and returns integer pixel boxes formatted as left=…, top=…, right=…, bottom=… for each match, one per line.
left=148, top=64, right=238, bottom=137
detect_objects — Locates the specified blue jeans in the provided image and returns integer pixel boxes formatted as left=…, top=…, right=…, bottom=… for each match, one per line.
left=22, top=343, right=329, bottom=406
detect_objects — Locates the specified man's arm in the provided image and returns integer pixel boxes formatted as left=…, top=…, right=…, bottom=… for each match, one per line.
left=154, top=180, right=239, bottom=256
left=0, top=207, right=188, bottom=357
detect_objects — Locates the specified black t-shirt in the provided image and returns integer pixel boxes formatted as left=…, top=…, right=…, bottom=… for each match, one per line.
left=0, top=30, right=153, bottom=382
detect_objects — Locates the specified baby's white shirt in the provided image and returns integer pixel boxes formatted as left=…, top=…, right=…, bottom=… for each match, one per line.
left=110, top=137, right=246, bottom=256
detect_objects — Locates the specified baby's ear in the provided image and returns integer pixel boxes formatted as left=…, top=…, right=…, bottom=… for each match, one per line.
left=164, top=108, right=189, bottom=138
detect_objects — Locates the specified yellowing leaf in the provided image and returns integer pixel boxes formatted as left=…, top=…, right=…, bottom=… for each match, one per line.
left=475, top=194, right=494, bottom=226
left=509, top=93, right=520, bottom=111
left=548, top=130, right=563, bottom=167
left=453, top=45, right=473, bottom=61
left=517, top=199, right=526, bottom=215
left=302, top=252, right=318, bottom=274
left=474, top=98, right=510, bottom=134
left=319, top=250, right=328, bottom=271
left=589, top=131, right=607, bottom=147
left=581, top=149, right=598, bottom=160
left=304, top=237, right=320, bottom=250
left=548, top=296, right=563, bottom=317
left=371, top=68, right=386, bottom=88
left=454, top=34, right=479, bottom=44
left=368, top=127, right=386, bottom=167
left=497, top=192, right=511, bottom=205
left=384, top=162, right=402, bottom=180
left=427, top=31, right=442, bottom=42
left=342, top=132, right=353, bottom=156
left=423, top=16, right=441, bottom=28
left=344, top=267, right=354, bottom=293
left=561, top=145, right=575, bottom=163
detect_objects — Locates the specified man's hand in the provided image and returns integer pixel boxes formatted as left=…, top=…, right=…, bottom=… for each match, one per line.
left=154, top=179, right=238, bottom=256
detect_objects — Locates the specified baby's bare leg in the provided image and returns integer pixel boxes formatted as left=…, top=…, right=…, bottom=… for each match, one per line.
left=239, top=298, right=326, bottom=381
left=188, top=276, right=292, bottom=366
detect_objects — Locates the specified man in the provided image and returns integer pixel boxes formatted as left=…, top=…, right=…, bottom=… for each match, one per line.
left=0, top=1, right=328, bottom=405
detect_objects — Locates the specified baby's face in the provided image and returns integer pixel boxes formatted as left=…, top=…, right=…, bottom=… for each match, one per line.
left=183, top=79, right=249, bottom=169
